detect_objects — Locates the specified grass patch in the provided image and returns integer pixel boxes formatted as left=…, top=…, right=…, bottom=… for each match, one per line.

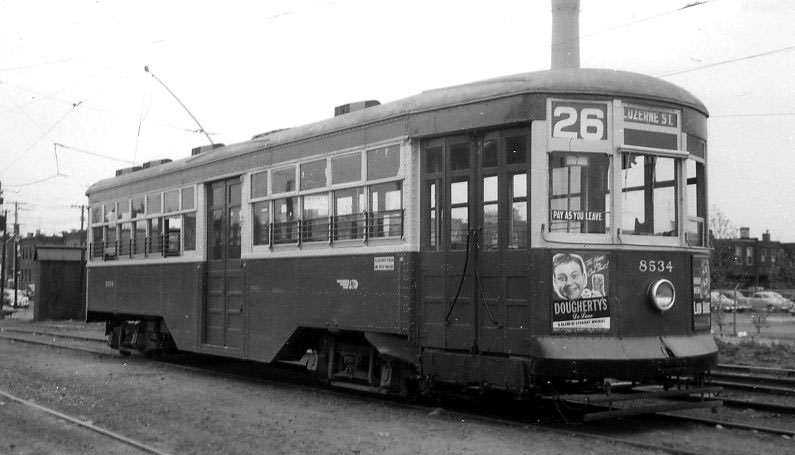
left=716, top=337, right=795, bottom=369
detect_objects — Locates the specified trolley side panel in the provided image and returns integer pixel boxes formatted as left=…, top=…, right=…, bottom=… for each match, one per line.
left=86, top=262, right=203, bottom=351
left=243, top=253, right=414, bottom=363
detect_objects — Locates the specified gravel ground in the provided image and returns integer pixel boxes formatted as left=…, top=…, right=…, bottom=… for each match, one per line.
left=0, top=340, right=668, bottom=455
left=1, top=311, right=794, bottom=454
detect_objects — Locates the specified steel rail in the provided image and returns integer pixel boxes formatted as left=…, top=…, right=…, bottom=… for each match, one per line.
left=720, top=396, right=795, bottom=414
left=0, top=331, right=714, bottom=455
left=657, top=411, right=795, bottom=438
left=0, top=388, right=173, bottom=455
left=3, top=328, right=794, bottom=448
left=716, top=363, right=795, bottom=377
left=0, top=326, right=105, bottom=342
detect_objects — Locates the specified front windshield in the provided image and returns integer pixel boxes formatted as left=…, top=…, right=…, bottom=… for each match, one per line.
left=549, top=152, right=610, bottom=234
left=621, top=154, right=677, bottom=236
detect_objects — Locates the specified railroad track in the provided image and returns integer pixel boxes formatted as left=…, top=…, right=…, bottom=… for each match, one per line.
left=711, top=363, right=795, bottom=395
left=2, top=325, right=795, bottom=450
left=0, top=388, right=173, bottom=455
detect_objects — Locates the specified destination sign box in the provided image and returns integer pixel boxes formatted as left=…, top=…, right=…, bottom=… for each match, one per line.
left=623, top=105, right=678, bottom=128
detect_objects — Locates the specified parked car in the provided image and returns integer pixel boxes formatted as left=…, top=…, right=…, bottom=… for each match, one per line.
left=711, top=290, right=751, bottom=312
left=743, top=291, right=795, bottom=312
left=2, top=289, right=29, bottom=308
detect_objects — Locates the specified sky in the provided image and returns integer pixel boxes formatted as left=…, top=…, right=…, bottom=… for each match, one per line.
left=0, top=0, right=793, bottom=240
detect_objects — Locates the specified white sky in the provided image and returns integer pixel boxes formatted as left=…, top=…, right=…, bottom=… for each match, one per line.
left=0, top=0, right=793, bottom=240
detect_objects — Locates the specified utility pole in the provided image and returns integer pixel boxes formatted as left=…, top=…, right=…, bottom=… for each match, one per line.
left=2, top=200, right=27, bottom=308
left=12, top=201, right=21, bottom=307
left=0, top=178, right=6, bottom=318
left=1, top=212, right=6, bottom=319
left=71, top=204, right=86, bottom=247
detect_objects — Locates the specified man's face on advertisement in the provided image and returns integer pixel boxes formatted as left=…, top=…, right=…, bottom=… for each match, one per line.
left=554, top=260, right=586, bottom=300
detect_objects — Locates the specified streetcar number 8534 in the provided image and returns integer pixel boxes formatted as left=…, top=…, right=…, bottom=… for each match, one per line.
left=639, top=260, right=673, bottom=273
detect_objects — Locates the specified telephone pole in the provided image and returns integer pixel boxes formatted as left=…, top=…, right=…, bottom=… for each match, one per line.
left=11, top=201, right=24, bottom=307
left=71, top=204, right=86, bottom=247
left=0, top=180, right=6, bottom=317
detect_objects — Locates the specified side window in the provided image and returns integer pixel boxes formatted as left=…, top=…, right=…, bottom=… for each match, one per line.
left=272, top=167, right=296, bottom=194
left=148, top=217, right=162, bottom=255
left=119, top=223, right=132, bottom=256
left=333, top=187, right=366, bottom=240
left=165, top=216, right=182, bottom=256
left=104, top=225, right=117, bottom=259
left=251, top=171, right=268, bottom=198
left=146, top=193, right=161, bottom=215
left=91, top=205, right=102, bottom=224
left=91, top=226, right=104, bottom=258
left=301, top=160, right=327, bottom=190
left=133, top=220, right=146, bottom=255
left=509, top=173, right=528, bottom=248
left=332, top=154, right=361, bottom=184
left=686, top=157, right=706, bottom=246
left=164, top=190, right=179, bottom=213
left=302, top=193, right=329, bottom=242
left=370, top=181, right=402, bottom=238
left=252, top=201, right=270, bottom=246
left=131, top=197, right=145, bottom=218
left=273, top=197, right=299, bottom=244
left=482, top=175, right=499, bottom=250
left=249, top=143, right=404, bottom=250
left=367, top=145, right=400, bottom=180
left=183, top=213, right=196, bottom=251
left=90, top=186, right=196, bottom=261
left=182, top=187, right=195, bottom=210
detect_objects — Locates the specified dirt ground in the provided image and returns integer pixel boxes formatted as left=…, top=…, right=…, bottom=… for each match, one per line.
left=1, top=309, right=794, bottom=454
left=1, top=340, right=665, bottom=455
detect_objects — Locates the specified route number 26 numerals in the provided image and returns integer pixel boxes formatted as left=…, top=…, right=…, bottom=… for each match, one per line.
left=551, top=102, right=608, bottom=141
left=639, top=260, right=673, bottom=273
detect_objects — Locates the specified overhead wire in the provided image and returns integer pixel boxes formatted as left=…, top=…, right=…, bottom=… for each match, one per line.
left=711, top=112, right=795, bottom=118
left=575, top=1, right=714, bottom=46
left=54, top=143, right=136, bottom=165
left=0, top=101, right=82, bottom=177
left=0, top=77, right=204, bottom=133
left=6, top=174, right=66, bottom=188
left=0, top=59, right=123, bottom=115
left=657, top=44, right=795, bottom=78
left=0, top=0, right=352, bottom=74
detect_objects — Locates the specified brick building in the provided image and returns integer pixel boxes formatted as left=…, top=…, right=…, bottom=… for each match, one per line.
left=4, top=230, right=84, bottom=292
left=711, top=227, right=787, bottom=289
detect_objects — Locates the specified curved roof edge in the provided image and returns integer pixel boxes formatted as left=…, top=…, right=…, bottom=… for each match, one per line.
left=88, top=68, right=707, bottom=195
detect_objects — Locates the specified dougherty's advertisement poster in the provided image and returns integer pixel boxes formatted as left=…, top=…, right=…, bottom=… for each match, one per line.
left=551, top=252, right=610, bottom=333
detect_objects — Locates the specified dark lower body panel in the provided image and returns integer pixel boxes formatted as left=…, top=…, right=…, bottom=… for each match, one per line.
left=421, top=334, right=718, bottom=391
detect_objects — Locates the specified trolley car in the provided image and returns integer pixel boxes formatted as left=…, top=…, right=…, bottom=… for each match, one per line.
left=86, top=68, right=716, bottom=401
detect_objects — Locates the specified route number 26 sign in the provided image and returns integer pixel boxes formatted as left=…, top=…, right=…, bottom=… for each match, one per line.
left=550, top=101, right=609, bottom=141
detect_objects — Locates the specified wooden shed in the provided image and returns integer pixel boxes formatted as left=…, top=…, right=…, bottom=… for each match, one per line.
left=34, top=245, right=85, bottom=321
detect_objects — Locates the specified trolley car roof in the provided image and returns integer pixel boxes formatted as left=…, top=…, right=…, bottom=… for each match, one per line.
left=87, top=68, right=707, bottom=196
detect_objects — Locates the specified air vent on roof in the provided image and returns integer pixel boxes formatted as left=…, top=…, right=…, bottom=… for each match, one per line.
left=115, top=166, right=143, bottom=176
left=191, top=143, right=225, bottom=156
left=334, top=100, right=380, bottom=117
left=142, top=159, right=173, bottom=169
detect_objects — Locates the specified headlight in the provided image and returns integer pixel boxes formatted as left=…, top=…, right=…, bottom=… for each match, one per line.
left=649, top=279, right=676, bottom=312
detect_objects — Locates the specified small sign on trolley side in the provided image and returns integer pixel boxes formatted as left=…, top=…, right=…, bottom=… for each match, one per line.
left=374, top=256, right=394, bottom=271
